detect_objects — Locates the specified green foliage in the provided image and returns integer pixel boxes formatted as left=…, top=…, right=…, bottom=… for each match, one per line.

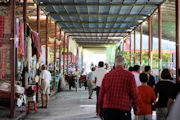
left=123, top=51, right=171, bottom=69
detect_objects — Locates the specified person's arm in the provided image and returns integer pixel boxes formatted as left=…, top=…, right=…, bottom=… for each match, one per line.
left=152, top=88, right=156, bottom=104
left=92, top=72, right=97, bottom=83
left=167, top=84, right=176, bottom=113
left=40, top=79, right=44, bottom=89
left=154, top=83, right=158, bottom=98
left=40, top=72, right=45, bottom=89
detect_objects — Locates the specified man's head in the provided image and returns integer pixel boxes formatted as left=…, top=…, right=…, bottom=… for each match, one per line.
left=98, top=61, right=104, bottom=68
left=134, top=65, right=140, bottom=73
left=128, top=66, right=134, bottom=72
left=91, top=67, right=96, bottom=71
left=139, top=72, right=149, bottom=83
left=144, top=66, right=151, bottom=74
left=75, top=65, right=79, bottom=70
left=42, top=65, right=47, bottom=70
left=114, top=56, right=126, bottom=68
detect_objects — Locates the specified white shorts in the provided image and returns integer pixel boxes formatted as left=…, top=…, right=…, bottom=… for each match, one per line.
left=40, top=82, right=50, bottom=95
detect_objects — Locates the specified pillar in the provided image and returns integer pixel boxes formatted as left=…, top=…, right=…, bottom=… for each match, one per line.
left=59, top=29, right=62, bottom=73
left=37, top=5, right=40, bottom=34
left=53, top=23, right=57, bottom=90
left=63, top=34, right=66, bottom=75
left=10, top=0, right=15, bottom=117
left=23, top=0, right=27, bottom=34
left=130, top=33, right=131, bottom=66
left=158, top=5, right=162, bottom=76
left=140, top=24, right=143, bottom=65
left=134, top=30, right=136, bottom=65
left=67, top=36, right=69, bottom=74
left=46, top=15, right=48, bottom=66
left=148, top=16, right=152, bottom=65
left=176, top=0, right=180, bottom=81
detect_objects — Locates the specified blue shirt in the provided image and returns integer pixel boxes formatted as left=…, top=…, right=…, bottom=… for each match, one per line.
left=87, top=72, right=94, bottom=81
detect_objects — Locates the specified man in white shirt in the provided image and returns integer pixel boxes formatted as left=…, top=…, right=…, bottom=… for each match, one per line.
left=132, top=65, right=141, bottom=87
left=93, top=61, right=107, bottom=114
left=40, top=65, right=51, bottom=108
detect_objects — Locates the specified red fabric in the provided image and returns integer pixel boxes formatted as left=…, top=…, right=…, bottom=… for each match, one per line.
left=1, top=48, right=7, bottom=79
left=18, top=22, right=24, bottom=57
left=137, top=85, right=156, bottom=115
left=98, top=66, right=140, bottom=113
left=0, top=17, right=4, bottom=47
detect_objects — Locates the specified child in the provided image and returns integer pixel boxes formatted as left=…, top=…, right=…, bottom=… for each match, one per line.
left=137, top=73, right=156, bottom=120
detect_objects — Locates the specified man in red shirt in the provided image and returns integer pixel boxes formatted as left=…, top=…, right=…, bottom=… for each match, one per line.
left=98, top=56, right=139, bottom=120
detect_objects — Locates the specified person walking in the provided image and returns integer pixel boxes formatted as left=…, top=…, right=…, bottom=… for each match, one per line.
left=87, top=67, right=96, bottom=99
left=144, top=66, right=156, bottom=88
left=72, top=65, right=81, bottom=92
left=132, top=65, right=141, bottom=87
left=98, top=56, right=139, bottom=120
left=137, top=73, right=156, bottom=120
left=93, top=61, right=107, bottom=114
left=39, top=65, right=51, bottom=108
left=155, top=69, right=175, bottom=120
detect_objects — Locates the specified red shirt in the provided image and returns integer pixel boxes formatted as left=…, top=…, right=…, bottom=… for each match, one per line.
left=98, top=66, right=139, bottom=113
left=137, top=85, right=156, bottom=115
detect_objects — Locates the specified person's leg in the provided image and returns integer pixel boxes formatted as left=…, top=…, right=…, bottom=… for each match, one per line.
left=41, top=94, right=44, bottom=107
left=103, top=109, right=131, bottom=120
left=138, top=115, right=145, bottom=120
left=103, top=108, right=114, bottom=120
left=89, top=82, right=93, bottom=98
left=45, top=85, right=50, bottom=108
left=156, top=108, right=165, bottom=120
left=145, top=114, right=152, bottom=120
left=45, top=93, right=49, bottom=108
left=96, top=86, right=100, bottom=114
left=87, top=81, right=91, bottom=98
left=118, top=109, right=131, bottom=120
left=89, top=86, right=93, bottom=98
left=162, top=108, right=168, bottom=119
left=75, top=80, right=78, bottom=92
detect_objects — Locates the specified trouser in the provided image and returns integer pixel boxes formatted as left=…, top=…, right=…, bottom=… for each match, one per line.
left=103, top=108, right=131, bottom=120
left=96, top=86, right=100, bottom=114
left=156, top=107, right=168, bottom=120
left=87, top=80, right=93, bottom=97
left=138, top=114, right=152, bottom=120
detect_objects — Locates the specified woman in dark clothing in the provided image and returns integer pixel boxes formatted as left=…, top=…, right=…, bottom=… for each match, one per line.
left=155, top=69, right=175, bottom=120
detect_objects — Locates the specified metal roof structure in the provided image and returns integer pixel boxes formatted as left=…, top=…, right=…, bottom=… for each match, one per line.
left=35, top=0, right=166, bottom=44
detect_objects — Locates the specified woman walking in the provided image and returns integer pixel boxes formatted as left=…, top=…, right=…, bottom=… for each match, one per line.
left=155, top=69, right=175, bottom=120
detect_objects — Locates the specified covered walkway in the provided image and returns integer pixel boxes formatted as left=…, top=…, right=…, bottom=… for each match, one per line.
left=0, top=0, right=180, bottom=119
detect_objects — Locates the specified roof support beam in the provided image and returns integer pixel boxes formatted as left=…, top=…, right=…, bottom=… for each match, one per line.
left=0, top=2, right=34, bottom=6
left=39, top=2, right=159, bottom=7
left=66, top=31, right=130, bottom=33
left=75, top=39, right=121, bottom=41
left=49, top=13, right=148, bottom=17
left=61, top=27, right=131, bottom=30
left=57, top=21, right=140, bottom=24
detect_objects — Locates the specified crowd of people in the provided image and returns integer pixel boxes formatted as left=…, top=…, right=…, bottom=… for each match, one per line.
left=37, top=56, right=180, bottom=120
left=85, top=56, right=180, bottom=120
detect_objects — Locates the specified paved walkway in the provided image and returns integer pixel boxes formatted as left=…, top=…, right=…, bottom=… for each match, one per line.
left=24, top=88, right=99, bottom=120
left=23, top=87, right=156, bottom=120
